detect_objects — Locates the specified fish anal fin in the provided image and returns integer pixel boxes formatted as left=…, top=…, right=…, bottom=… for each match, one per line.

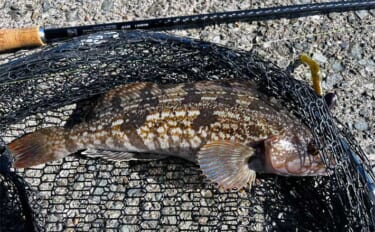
left=81, top=149, right=167, bottom=161
left=197, top=140, right=256, bottom=190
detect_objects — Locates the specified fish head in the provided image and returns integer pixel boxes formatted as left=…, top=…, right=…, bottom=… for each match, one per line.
left=261, top=131, right=328, bottom=176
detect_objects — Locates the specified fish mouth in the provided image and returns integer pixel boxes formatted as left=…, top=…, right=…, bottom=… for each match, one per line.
left=264, top=153, right=329, bottom=176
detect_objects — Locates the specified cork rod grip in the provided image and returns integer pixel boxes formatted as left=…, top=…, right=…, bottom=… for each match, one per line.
left=0, top=26, right=45, bottom=52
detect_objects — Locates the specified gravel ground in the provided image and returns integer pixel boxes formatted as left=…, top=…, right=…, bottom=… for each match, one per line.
left=0, top=0, right=374, bottom=230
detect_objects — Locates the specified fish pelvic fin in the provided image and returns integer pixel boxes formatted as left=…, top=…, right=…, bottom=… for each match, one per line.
left=197, top=140, right=256, bottom=190
left=8, top=127, right=72, bottom=168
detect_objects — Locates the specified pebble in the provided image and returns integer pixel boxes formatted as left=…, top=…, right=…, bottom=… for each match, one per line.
left=199, top=207, right=210, bottom=215
left=293, top=0, right=311, bottom=4
left=66, top=9, right=79, bottom=22
left=331, top=62, right=344, bottom=72
left=101, top=0, right=114, bottom=12
left=93, top=187, right=104, bottom=195
left=127, top=188, right=143, bottom=197
left=162, top=216, right=178, bottom=225
left=354, top=119, right=369, bottom=131
left=31, top=11, right=40, bottom=21
left=25, top=3, right=34, bottom=9
left=339, top=41, right=349, bottom=49
left=365, top=59, right=375, bottom=72
left=212, top=35, right=221, bottom=44
left=200, top=189, right=213, bottom=197
left=355, top=10, right=369, bottom=19
left=312, top=50, right=328, bottom=63
left=10, top=4, right=20, bottom=11
left=358, top=59, right=368, bottom=66
left=347, top=14, right=357, bottom=24
left=327, top=12, right=340, bottom=20
left=367, top=145, right=375, bottom=157
left=198, top=217, right=209, bottom=225
left=120, top=225, right=139, bottom=232
left=179, top=220, right=193, bottom=230
left=8, top=10, right=19, bottom=20
left=350, top=43, right=363, bottom=60
left=42, top=0, right=52, bottom=11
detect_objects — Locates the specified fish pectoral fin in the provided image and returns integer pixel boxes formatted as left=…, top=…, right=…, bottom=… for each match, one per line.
left=81, top=149, right=167, bottom=161
left=197, top=141, right=256, bottom=190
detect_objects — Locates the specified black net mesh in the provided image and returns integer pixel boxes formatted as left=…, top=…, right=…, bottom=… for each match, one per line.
left=0, top=30, right=374, bottom=231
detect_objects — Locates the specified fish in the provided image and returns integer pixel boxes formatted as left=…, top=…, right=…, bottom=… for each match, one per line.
left=8, top=79, right=328, bottom=190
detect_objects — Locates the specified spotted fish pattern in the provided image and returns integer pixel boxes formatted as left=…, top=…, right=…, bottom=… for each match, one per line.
left=8, top=79, right=327, bottom=190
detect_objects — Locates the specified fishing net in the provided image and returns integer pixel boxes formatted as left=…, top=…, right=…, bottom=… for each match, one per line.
left=0, top=30, right=374, bottom=231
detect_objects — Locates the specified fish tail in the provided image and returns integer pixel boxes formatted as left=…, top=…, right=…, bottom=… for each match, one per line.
left=8, top=127, right=73, bottom=168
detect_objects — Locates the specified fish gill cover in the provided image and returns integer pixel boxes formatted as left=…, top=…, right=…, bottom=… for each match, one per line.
left=0, top=30, right=374, bottom=231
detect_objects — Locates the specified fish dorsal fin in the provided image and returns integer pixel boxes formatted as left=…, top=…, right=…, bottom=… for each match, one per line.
left=197, top=141, right=256, bottom=190
left=65, top=95, right=103, bottom=128
left=104, top=82, right=161, bottom=103
left=81, top=149, right=167, bottom=161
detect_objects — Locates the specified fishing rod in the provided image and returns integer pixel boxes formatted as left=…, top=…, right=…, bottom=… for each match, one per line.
left=0, top=0, right=375, bottom=52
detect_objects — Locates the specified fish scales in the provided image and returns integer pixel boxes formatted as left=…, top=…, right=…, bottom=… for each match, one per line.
left=70, top=81, right=286, bottom=154
left=8, top=79, right=328, bottom=190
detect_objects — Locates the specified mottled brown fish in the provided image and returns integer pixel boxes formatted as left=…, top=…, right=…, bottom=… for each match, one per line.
left=8, top=79, right=327, bottom=189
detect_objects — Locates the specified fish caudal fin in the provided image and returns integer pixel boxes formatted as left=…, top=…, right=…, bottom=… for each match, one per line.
left=197, top=140, right=256, bottom=190
left=8, top=127, right=71, bottom=168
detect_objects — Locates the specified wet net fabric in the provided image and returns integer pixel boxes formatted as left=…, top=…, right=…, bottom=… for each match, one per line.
left=0, top=30, right=374, bottom=231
